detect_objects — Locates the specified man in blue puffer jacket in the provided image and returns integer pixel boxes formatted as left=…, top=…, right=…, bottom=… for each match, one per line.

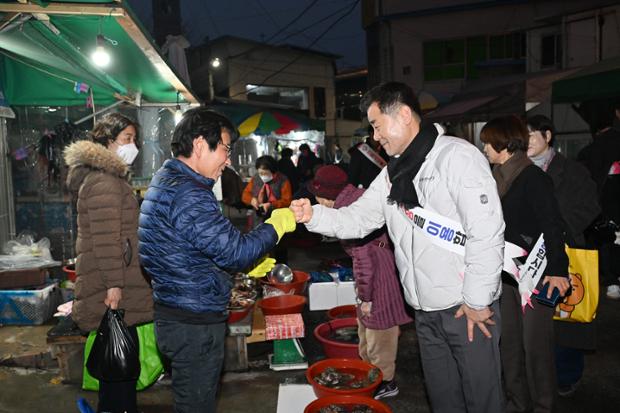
left=138, top=108, right=295, bottom=413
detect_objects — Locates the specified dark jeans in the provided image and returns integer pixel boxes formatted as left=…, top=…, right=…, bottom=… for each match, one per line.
left=555, top=345, right=584, bottom=387
left=154, top=319, right=226, bottom=413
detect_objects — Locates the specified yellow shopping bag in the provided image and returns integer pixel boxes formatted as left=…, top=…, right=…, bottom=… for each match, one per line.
left=554, top=247, right=599, bottom=323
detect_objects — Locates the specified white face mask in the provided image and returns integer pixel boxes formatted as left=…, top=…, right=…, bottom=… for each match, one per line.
left=259, top=173, right=273, bottom=183
left=116, top=143, right=139, bottom=165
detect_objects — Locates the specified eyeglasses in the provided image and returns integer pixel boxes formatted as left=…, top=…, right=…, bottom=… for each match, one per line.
left=219, top=141, right=232, bottom=157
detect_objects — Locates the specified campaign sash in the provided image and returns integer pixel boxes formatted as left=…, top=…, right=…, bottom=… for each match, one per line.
left=358, top=143, right=387, bottom=169
left=400, top=205, right=547, bottom=310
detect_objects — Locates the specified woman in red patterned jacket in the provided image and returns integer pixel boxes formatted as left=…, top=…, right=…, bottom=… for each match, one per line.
left=307, top=165, right=412, bottom=400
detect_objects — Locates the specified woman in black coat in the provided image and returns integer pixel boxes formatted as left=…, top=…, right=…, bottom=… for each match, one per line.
left=481, top=115, right=570, bottom=413
left=527, top=115, right=601, bottom=396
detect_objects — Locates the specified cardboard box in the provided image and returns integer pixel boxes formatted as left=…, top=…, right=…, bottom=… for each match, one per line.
left=308, top=282, right=338, bottom=311
left=336, top=281, right=357, bottom=306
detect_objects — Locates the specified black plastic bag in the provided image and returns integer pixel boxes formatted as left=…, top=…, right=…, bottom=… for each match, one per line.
left=86, top=308, right=140, bottom=382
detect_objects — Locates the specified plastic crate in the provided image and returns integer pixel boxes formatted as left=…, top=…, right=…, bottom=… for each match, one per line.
left=0, top=282, right=60, bottom=325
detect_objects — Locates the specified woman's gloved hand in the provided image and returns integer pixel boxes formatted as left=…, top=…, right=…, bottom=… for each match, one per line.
left=247, top=256, right=276, bottom=278
left=265, top=208, right=296, bottom=241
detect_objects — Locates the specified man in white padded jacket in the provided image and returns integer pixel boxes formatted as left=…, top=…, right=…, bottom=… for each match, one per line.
left=291, top=82, right=505, bottom=413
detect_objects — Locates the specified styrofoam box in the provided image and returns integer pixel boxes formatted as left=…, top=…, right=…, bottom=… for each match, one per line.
left=336, top=281, right=357, bottom=306
left=308, top=282, right=338, bottom=311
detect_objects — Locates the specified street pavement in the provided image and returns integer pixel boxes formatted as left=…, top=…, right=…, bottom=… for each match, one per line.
left=1, top=241, right=619, bottom=412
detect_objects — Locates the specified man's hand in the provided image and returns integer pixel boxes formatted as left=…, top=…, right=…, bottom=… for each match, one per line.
left=104, top=287, right=122, bottom=310
left=542, top=275, right=570, bottom=297
left=260, top=202, right=272, bottom=213
left=455, top=304, right=496, bottom=342
left=290, top=199, right=313, bottom=223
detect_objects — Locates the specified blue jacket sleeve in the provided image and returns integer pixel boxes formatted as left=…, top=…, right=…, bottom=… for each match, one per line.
left=172, top=187, right=278, bottom=271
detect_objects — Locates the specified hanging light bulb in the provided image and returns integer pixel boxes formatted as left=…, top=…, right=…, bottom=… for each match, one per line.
left=173, top=92, right=183, bottom=125
left=210, top=57, right=221, bottom=68
left=174, top=106, right=183, bottom=125
left=91, top=34, right=110, bottom=67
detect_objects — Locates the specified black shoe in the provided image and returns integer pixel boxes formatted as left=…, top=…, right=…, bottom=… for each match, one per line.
left=558, top=382, right=579, bottom=397
left=374, top=380, right=399, bottom=399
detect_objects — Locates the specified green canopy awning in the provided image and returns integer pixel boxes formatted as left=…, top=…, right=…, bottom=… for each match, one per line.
left=0, top=0, right=198, bottom=106
left=552, top=57, right=620, bottom=103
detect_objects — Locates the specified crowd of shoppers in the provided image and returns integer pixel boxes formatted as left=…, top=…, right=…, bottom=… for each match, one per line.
left=65, top=78, right=615, bottom=412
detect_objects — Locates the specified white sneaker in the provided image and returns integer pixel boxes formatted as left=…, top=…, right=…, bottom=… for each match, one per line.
left=606, top=284, right=620, bottom=299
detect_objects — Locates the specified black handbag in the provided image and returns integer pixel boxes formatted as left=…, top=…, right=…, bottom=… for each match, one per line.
left=86, top=308, right=140, bottom=382
left=585, top=215, right=619, bottom=246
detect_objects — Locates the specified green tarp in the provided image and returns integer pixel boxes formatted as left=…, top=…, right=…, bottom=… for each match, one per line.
left=552, top=57, right=620, bottom=103
left=0, top=1, right=193, bottom=105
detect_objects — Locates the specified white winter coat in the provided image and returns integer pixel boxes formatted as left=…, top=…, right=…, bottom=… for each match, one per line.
left=307, top=125, right=505, bottom=311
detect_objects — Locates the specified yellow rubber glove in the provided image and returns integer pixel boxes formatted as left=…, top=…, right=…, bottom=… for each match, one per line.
left=247, top=256, right=276, bottom=278
left=265, top=208, right=296, bottom=242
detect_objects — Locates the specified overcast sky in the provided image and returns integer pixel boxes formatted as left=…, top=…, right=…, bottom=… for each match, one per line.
left=129, top=0, right=366, bottom=69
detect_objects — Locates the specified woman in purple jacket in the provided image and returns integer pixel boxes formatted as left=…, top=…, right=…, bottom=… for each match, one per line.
left=308, top=165, right=413, bottom=400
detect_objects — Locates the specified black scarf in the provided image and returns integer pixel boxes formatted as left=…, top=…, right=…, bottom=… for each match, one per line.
left=387, top=122, right=438, bottom=209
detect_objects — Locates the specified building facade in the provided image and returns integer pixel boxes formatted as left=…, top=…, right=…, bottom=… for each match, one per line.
left=362, top=0, right=620, bottom=154
left=188, top=36, right=337, bottom=138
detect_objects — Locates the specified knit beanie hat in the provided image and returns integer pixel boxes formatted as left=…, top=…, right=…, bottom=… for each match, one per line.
left=308, top=165, right=348, bottom=200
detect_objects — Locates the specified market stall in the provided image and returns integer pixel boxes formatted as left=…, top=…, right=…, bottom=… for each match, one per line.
left=0, top=0, right=198, bottom=267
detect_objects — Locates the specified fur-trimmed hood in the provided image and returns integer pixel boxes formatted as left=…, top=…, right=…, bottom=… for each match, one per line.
left=64, top=140, right=128, bottom=192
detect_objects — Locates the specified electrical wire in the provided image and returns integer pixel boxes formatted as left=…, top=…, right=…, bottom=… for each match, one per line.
left=262, top=0, right=320, bottom=45
left=256, top=0, right=282, bottom=30
left=275, top=0, right=359, bottom=45
left=230, top=0, right=360, bottom=98
left=203, top=2, right=221, bottom=36
left=216, top=3, right=355, bottom=96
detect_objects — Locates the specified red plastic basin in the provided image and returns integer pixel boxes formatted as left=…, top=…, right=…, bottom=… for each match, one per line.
left=305, top=358, right=383, bottom=399
left=304, top=395, right=392, bottom=413
left=314, top=317, right=360, bottom=359
left=62, top=265, right=76, bottom=282
left=227, top=305, right=252, bottom=324
left=258, top=294, right=306, bottom=315
left=327, top=304, right=357, bottom=320
left=261, top=270, right=310, bottom=295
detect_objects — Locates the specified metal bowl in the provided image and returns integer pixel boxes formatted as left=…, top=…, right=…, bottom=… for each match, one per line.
left=270, top=263, right=294, bottom=284
left=233, top=272, right=257, bottom=289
